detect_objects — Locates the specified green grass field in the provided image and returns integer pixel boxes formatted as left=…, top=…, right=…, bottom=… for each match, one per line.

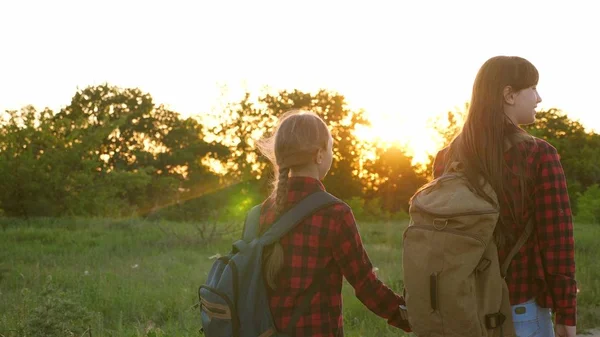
left=0, top=217, right=598, bottom=336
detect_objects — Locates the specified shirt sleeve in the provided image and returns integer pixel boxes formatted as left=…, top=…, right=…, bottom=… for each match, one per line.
left=534, top=142, right=577, bottom=326
left=330, top=205, right=411, bottom=331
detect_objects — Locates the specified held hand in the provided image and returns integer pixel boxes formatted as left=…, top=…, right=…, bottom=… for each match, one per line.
left=554, top=324, right=576, bottom=337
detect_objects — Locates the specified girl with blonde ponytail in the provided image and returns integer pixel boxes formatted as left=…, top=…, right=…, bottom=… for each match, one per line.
left=256, top=110, right=410, bottom=336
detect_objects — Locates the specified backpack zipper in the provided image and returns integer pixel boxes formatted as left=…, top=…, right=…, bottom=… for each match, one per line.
left=198, top=285, right=240, bottom=337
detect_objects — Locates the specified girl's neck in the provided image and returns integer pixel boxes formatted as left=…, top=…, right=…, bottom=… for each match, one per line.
left=289, top=165, right=320, bottom=180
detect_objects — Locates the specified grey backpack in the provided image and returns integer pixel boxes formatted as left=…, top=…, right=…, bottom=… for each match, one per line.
left=199, top=191, right=341, bottom=337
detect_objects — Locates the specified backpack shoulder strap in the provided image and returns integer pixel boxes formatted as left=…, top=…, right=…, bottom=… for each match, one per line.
left=501, top=217, right=535, bottom=278
left=259, top=191, right=341, bottom=246
left=242, top=204, right=262, bottom=242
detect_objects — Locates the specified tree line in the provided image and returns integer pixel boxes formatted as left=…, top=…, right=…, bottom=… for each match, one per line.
left=1, top=84, right=598, bottom=223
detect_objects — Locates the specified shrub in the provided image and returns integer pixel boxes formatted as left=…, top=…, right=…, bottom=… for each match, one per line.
left=20, top=276, right=97, bottom=337
left=576, top=184, right=600, bottom=224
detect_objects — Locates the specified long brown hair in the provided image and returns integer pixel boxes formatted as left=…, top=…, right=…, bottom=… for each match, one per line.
left=445, top=56, right=538, bottom=247
left=256, top=110, right=331, bottom=289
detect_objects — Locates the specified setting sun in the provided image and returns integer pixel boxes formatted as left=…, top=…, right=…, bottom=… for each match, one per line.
left=354, top=112, right=441, bottom=165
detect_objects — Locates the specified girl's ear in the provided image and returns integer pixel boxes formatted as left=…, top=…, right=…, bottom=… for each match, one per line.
left=315, top=148, right=323, bottom=164
left=503, top=85, right=515, bottom=105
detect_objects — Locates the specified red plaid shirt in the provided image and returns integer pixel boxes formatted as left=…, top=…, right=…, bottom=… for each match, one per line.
left=260, top=176, right=410, bottom=337
left=433, top=134, right=577, bottom=326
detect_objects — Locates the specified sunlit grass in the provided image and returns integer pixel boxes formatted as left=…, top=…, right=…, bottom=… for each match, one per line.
left=0, top=217, right=597, bottom=336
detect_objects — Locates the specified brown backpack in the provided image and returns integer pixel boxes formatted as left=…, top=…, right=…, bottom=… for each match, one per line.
left=402, top=153, right=534, bottom=337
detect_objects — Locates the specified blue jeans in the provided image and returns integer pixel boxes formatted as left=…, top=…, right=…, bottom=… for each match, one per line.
left=512, top=298, right=554, bottom=337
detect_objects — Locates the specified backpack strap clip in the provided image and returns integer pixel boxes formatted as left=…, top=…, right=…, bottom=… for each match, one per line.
left=485, top=312, right=506, bottom=329
left=232, top=240, right=248, bottom=253
left=475, top=258, right=491, bottom=272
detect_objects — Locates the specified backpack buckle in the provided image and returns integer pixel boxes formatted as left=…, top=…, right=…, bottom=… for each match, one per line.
left=476, top=258, right=491, bottom=272
left=433, top=218, right=448, bottom=230
left=399, top=304, right=408, bottom=320
left=485, top=312, right=506, bottom=329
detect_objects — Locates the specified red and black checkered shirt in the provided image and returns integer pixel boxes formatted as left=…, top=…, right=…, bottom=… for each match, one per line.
left=260, top=176, right=410, bottom=337
left=433, top=134, right=577, bottom=326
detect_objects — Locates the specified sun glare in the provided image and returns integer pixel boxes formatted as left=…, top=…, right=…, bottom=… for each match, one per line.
left=354, top=112, right=441, bottom=166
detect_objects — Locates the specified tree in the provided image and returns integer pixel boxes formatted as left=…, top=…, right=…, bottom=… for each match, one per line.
left=0, top=106, right=64, bottom=216
left=212, top=89, right=371, bottom=200
left=423, top=104, right=467, bottom=179
left=0, top=84, right=227, bottom=217
left=210, top=93, right=277, bottom=182
left=363, top=143, right=428, bottom=212
left=431, top=104, right=468, bottom=148
left=156, top=107, right=229, bottom=210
